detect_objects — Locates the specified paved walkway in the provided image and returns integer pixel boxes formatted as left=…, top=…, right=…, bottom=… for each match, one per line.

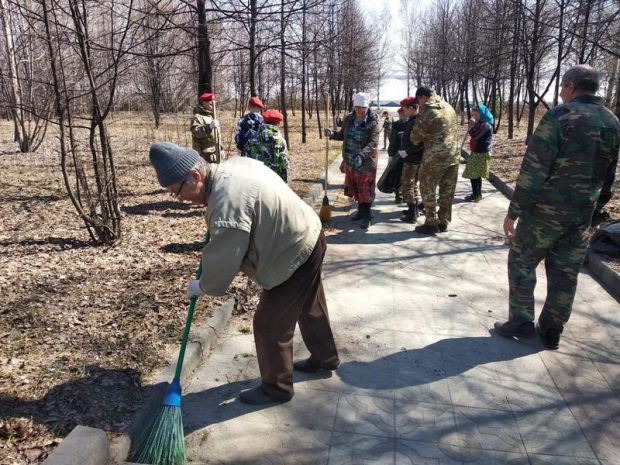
left=182, top=152, right=620, bottom=465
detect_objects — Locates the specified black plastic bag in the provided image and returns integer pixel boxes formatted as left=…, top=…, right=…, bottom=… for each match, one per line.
left=377, top=155, right=404, bottom=194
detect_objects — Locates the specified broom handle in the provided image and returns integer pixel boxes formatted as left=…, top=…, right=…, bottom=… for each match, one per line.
left=324, top=94, right=330, bottom=194
left=213, top=101, right=221, bottom=163
left=174, top=230, right=211, bottom=380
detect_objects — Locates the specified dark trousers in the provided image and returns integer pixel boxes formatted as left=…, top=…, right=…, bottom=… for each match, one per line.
left=253, top=232, right=339, bottom=400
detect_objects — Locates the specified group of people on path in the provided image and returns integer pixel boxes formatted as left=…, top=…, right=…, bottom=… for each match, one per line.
left=147, top=64, right=618, bottom=406
left=190, top=93, right=290, bottom=181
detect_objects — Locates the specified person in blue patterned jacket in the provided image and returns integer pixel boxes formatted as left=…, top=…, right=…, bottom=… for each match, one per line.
left=235, top=96, right=265, bottom=156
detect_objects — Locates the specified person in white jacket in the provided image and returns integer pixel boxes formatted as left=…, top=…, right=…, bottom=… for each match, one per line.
left=149, top=141, right=340, bottom=404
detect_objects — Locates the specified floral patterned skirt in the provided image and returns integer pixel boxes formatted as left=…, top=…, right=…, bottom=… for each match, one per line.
left=463, top=151, right=491, bottom=179
left=344, top=167, right=377, bottom=204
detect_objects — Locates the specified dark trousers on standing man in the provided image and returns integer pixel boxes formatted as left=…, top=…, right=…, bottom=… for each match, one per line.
left=253, top=232, right=339, bottom=401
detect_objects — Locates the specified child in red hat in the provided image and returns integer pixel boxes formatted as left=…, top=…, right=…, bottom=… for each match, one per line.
left=251, top=109, right=289, bottom=181
left=235, top=96, right=265, bottom=157
left=190, top=92, right=221, bottom=162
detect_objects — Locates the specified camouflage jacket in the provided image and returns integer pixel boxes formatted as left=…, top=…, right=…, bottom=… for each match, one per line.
left=410, top=93, right=457, bottom=162
left=382, top=115, right=393, bottom=133
left=507, top=95, right=619, bottom=224
left=245, top=123, right=289, bottom=182
left=190, top=105, right=218, bottom=162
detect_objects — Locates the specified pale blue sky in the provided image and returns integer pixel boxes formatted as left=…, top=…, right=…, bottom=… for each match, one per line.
left=359, top=0, right=432, bottom=100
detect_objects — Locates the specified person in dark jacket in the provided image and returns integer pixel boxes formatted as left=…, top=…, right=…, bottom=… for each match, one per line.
left=382, top=110, right=393, bottom=150
left=463, top=104, right=493, bottom=201
left=325, top=92, right=380, bottom=229
left=398, top=96, right=424, bottom=223
left=388, top=107, right=407, bottom=203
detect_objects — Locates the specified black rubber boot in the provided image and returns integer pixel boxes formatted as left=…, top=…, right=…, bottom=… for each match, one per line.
left=400, top=203, right=417, bottom=223
left=414, top=223, right=439, bottom=235
left=351, top=205, right=364, bottom=221
left=360, top=203, right=372, bottom=229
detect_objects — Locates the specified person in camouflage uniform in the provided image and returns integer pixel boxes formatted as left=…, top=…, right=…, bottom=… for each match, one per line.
left=250, top=109, right=289, bottom=182
left=410, top=87, right=458, bottom=234
left=397, top=96, right=424, bottom=223
left=190, top=92, right=221, bottom=163
left=494, top=65, right=619, bottom=350
left=382, top=111, right=393, bottom=150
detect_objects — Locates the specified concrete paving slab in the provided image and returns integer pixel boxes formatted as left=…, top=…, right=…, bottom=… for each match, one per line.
left=180, top=151, right=619, bottom=464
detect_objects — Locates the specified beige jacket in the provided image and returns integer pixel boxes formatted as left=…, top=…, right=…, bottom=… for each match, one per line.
left=199, top=156, right=322, bottom=295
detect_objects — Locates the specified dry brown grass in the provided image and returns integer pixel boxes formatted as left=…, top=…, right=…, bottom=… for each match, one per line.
left=0, top=109, right=339, bottom=464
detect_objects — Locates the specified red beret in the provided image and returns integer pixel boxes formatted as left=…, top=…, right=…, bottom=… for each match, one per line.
left=399, top=96, right=417, bottom=107
left=248, top=96, right=265, bottom=109
left=198, top=92, right=216, bottom=102
left=263, top=109, right=283, bottom=124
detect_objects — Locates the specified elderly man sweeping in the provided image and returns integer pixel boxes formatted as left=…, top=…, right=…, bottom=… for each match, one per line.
left=149, top=141, right=340, bottom=404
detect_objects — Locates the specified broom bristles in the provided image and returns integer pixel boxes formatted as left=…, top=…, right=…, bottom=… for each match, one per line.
left=131, top=405, right=186, bottom=465
left=319, top=195, right=331, bottom=223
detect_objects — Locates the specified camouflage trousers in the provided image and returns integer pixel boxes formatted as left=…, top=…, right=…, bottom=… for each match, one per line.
left=400, top=163, right=420, bottom=204
left=418, top=155, right=459, bottom=226
left=508, top=215, right=588, bottom=328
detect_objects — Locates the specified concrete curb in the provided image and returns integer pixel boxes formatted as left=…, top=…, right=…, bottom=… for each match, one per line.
left=487, top=169, right=620, bottom=300
left=42, top=426, right=108, bottom=465
left=584, top=250, right=620, bottom=298
left=112, top=297, right=235, bottom=462
left=43, top=298, right=235, bottom=465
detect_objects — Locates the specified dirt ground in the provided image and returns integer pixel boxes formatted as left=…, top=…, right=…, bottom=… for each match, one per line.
left=0, top=110, right=338, bottom=464
left=1, top=110, right=619, bottom=464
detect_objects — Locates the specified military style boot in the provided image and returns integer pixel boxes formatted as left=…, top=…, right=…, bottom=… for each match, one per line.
left=493, top=320, right=535, bottom=339
left=414, top=223, right=439, bottom=235
left=536, top=324, right=561, bottom=350
left=400, top=203, right=417, bottom=223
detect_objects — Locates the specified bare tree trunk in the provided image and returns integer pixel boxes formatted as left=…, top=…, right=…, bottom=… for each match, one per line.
left=279, top=0, right=290, bottom=146
left=249, top=0, right=257, bottom=96
left=197, top=0, right=213, bottom=93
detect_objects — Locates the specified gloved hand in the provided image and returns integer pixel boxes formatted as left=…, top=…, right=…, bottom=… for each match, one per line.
left=187, top=279, right=205, bottom=299
left=209, top=119, right=220, bottom=129
left=323, top=128, right=333, bottom=138
left=398, top=150, right=407, bottom=158
left=591, top=209, right=610, bottom=227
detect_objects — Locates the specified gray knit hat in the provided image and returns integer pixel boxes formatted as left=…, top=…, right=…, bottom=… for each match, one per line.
left=149, top=141, right=199, bottom=187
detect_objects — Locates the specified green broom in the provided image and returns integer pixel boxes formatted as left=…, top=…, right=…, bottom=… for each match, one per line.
left=130, top=231, right=211, bottom=465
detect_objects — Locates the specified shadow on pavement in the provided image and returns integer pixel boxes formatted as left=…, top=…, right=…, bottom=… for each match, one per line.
left=338, top=336, right=542, bottom=391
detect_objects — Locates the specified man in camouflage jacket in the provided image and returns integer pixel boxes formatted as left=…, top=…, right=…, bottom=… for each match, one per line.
left=410, top=87, right=458, bottom=234
left=495, top=65, right=619, bottom=349
left=191, top=92, right=220, bottom=163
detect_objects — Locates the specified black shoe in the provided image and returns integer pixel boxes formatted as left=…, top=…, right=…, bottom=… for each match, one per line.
left=239, top=386, right=291, bottom=405
left=415, top=224, right=439, bottom=235
left=293, top=358, right=340, bottom=373
left=493, top=320, right=535, bottom=339
left=536, top=323, right=561, bottom=350
left=400, top=204, right=417, bottom=223
left=438, top=223, right=447, bottom=233
left=395, top=194, right=402, bottom=204
left=465, top=193, right=477, bottom=202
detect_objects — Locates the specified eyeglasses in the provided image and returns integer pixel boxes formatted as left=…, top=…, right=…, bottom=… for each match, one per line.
left=173, top=178, right=186, bottom=198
